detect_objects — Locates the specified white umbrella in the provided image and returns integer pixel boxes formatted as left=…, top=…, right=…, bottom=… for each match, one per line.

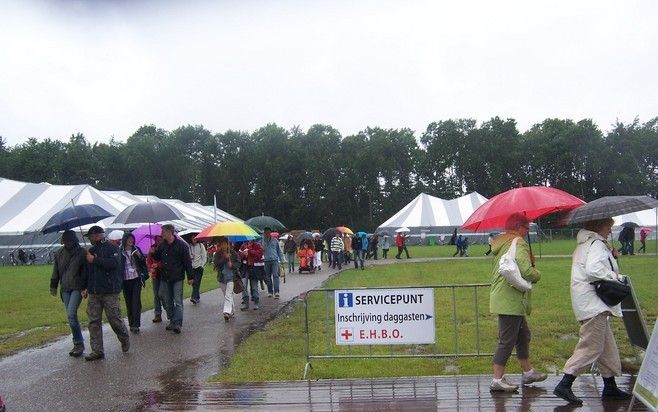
left=395, top=227, right=410, bottom=233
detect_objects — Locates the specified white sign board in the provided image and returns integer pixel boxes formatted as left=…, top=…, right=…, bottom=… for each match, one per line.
left=633, top=322, right=658, bottom=411
left=335, top=288, right=435, bottom=345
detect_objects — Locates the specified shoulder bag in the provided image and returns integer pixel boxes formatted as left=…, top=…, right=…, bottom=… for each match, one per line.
left=498, top=237, right=532, bottom=292
left=588, top=240, right=631, bottom=306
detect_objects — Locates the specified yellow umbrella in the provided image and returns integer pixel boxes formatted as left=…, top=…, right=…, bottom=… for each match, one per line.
left=195, top=221, right=260, bottom=241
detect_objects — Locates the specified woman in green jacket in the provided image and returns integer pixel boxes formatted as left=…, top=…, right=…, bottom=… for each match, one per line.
left=489, top=213, right=547, bottom=392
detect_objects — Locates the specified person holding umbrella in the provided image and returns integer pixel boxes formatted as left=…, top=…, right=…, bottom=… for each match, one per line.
left=49, top=230, right=87, bottom=357
left=553, top=218, right=631, bottom=405
left=82, top=226, right=130, bottom=361
left=213, top=238, right=240, bottom=321
left=638, top=227, right=649, bottom=253
left=120, top=233, right=147, bottom=334
left=489, top=213, right=546, bottom=392
left=153, top=224, right=194, bottom=334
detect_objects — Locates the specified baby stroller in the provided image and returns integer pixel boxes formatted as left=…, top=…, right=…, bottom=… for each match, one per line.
left=297, top=243, right=316, bottom=274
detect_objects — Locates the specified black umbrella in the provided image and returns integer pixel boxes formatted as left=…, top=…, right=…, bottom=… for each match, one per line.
left=245, top=215, right=287, bottom=232
left=620, top=222, right=640, bottom=228
left=42, top=204, right=113, bottom=234
left=112, top=201, right=184, bottom=225
left=565, top=196, right=658, bottom=225
left=375, top=229, right=391, bottom=237
left=322, top=227, right=340, bottom=241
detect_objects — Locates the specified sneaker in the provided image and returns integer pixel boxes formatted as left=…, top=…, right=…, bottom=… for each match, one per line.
left=274, top=293, right=280, bottom=299
left=490, top=376, right=519, bottom=392
left=152, top=314, right=162, bottom=323
left=240, top=304, right=249, bottom=311
left=268, top=294, right=273, bottom=298
left=129, top=327, right=140, bottom=334
left=84, top=352, right=105, bottom=361
left=165, top=322, right=174, bottom=331
left=223, top=313, right=230, bottom=322
left=190, top=298, right=198, bottom=305
left=522, top=369, right=547, bottom=385
left=121, top=339, right=130, bottom=352
left=172, top=325, right=181, bottom=334
left=253, top=305, right=259, bottom=310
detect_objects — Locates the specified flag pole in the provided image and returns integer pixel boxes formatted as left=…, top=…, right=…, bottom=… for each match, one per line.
left=214, top=195, right=217, bottom=223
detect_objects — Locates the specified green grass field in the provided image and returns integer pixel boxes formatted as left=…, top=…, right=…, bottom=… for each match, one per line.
left=213, top=251, right=657, bottom=382
left=0, top=264, right=219, bottom=357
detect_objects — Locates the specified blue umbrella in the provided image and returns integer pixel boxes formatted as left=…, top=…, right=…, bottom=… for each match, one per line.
left=356, top=231, right=368, bottom=237
left=42, top=204, right=114, bottom=234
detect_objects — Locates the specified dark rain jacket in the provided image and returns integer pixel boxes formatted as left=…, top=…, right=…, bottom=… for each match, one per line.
left=83, top=240, right=122, bottom=295
left=154, top=237, right=193, bottom=282
left=50, top=244, right=86, bottom=292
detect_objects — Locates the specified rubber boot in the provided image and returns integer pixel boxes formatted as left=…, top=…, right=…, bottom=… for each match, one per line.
left=602, top=377, right=631, bottom=400
left=553, top=374, right=583, bottom=405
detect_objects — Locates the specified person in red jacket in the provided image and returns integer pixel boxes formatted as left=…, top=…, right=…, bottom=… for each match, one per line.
left=395, top=232, right=410, bottom=259
left=239, top=239, right=264, bottom=310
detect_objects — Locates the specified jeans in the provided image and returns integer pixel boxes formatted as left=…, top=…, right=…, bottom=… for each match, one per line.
left=331, top=251, right=342, bottom=269
left=191, top=266, right=204, bottom=301
left=152, top=277, right=162, bottom=316
left=160, top=279, right=184, bottom=326
left=241, top=268, right=260, bottom=305
left=264, top=261, right=280, bottom=294
left=382, top=248, right=389, bottom=259
left=62, top=290, right=83, bottom=345
left=286, top=253, right=295, bottom=272
left=122, top=277, right=142, bottom=328
left=353, top=250, right=364, bottom=269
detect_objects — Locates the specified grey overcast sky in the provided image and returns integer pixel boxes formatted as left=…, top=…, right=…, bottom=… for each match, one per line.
left=1, top=0, right=656, bottom=146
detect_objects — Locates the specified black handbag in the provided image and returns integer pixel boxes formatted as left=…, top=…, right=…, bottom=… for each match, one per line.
left=590, top=279, right=631, bottom=306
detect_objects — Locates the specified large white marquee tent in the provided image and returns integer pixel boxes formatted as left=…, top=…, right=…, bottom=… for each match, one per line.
left=0, top=177, right=241, bottom=262
left=377, top=192, right=489, bottom=243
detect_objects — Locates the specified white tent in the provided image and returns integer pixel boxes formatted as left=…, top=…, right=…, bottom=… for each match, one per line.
left=377, top=192, right=488, bottom=243
left=0, top=177, right=242, bottom=262
left=613, top=206, right=658, bottom=241
left=614, top=207, right=658, bottom=228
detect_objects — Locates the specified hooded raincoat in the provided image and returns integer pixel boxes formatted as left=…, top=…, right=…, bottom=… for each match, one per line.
left=570, top=229, right=623, bottom=321
left=489, top=231, right=541, bottom=316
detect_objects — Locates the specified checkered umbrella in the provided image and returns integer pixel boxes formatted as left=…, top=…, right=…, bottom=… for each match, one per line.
left=564, top=195, right=658, bottom=225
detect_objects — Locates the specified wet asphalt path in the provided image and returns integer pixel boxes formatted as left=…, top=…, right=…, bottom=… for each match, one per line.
left=1, top=255, right=518, bottom=412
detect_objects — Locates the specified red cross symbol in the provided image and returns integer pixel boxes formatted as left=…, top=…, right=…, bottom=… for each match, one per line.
left=340, top=329, right=353, bottom=341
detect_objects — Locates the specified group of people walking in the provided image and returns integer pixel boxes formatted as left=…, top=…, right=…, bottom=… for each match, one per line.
left=488, top=213, right=631, bottom=405
left=48, top=216, right=635, bottom=406
left=49, top=224, right=292, bottom=360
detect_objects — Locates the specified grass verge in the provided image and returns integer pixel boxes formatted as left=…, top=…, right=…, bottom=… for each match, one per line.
left=213, top=255, right=657, bottom=382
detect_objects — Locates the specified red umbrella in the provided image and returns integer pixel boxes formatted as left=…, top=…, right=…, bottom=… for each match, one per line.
left=462, top=186, right=585, bottom=231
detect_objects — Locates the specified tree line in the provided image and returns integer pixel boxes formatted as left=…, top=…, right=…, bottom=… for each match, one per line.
left=1, top=116, right=656, bottom=231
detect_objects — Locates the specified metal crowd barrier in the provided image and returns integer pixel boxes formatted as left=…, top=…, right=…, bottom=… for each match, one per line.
left=303, top=283, right=493, bottom=379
